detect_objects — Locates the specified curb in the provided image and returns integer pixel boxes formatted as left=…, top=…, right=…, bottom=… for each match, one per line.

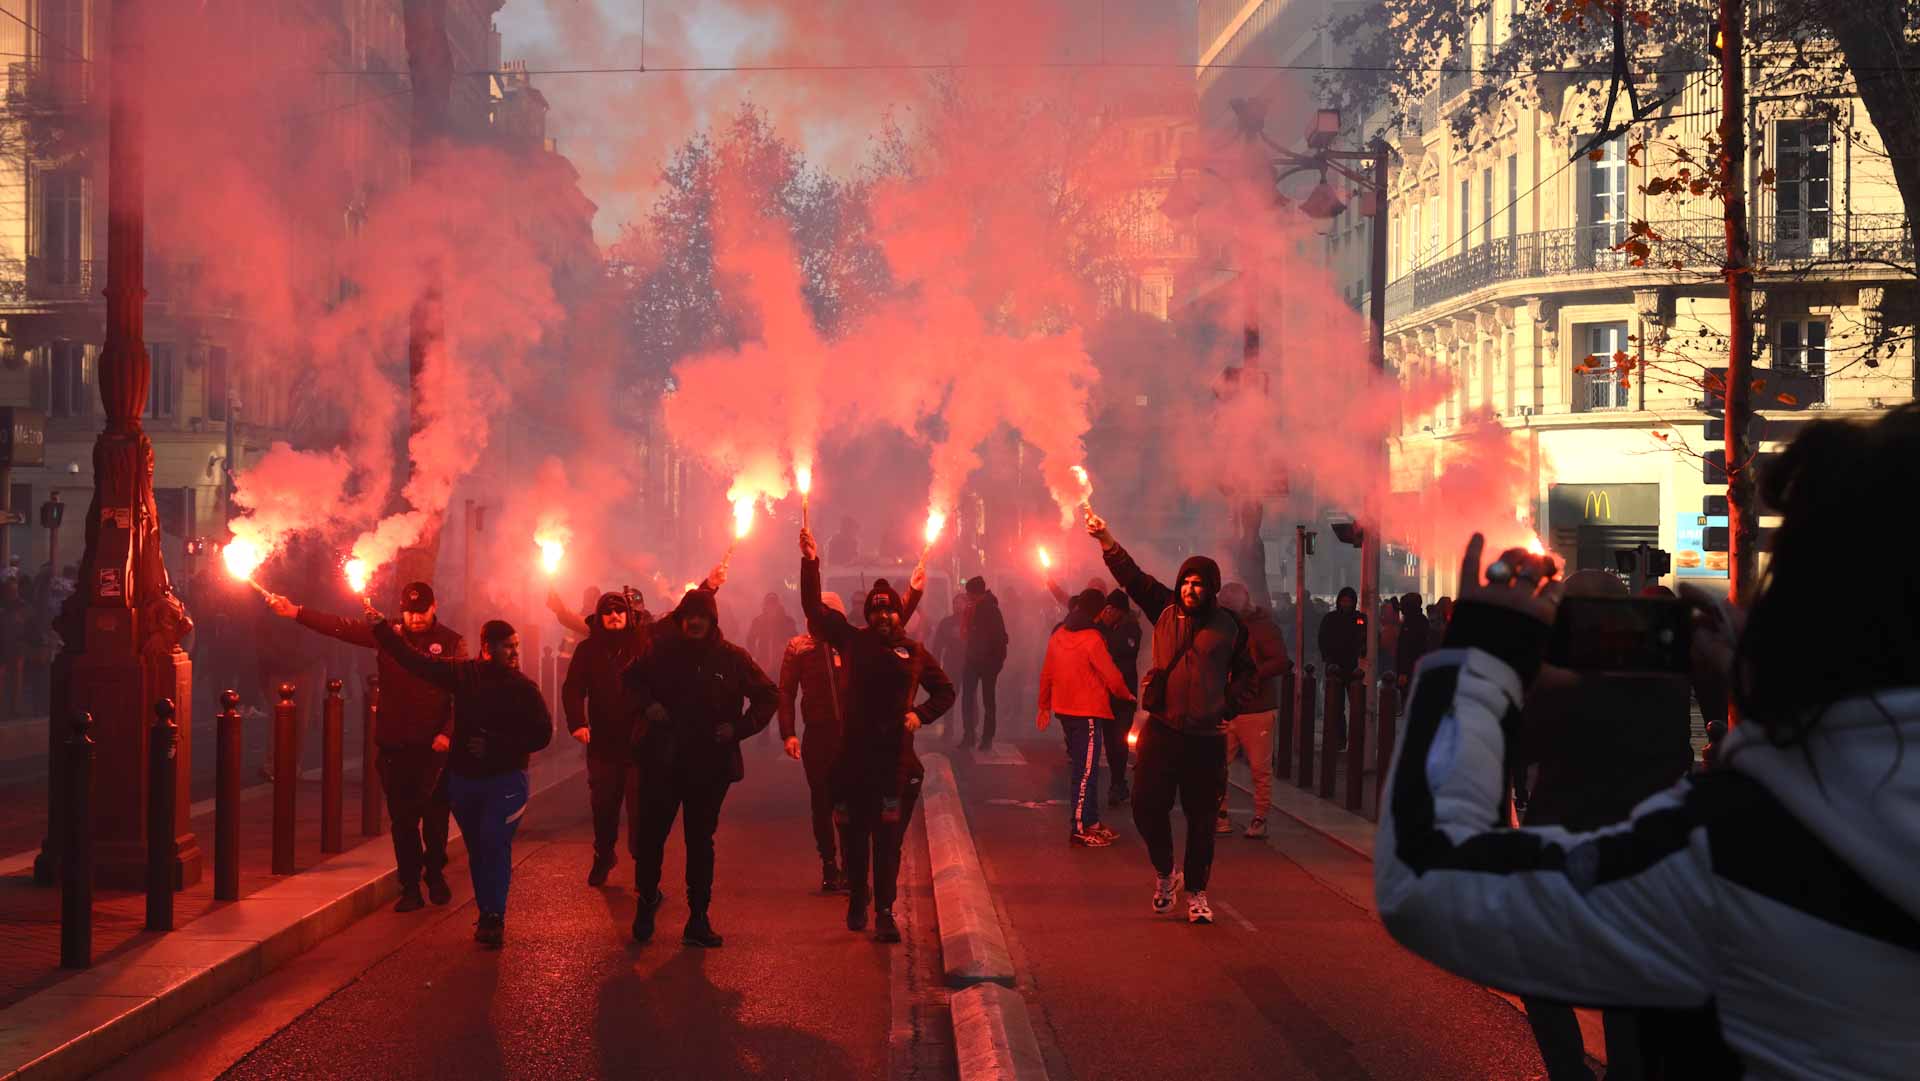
left=0, top=755, right=586, bottom=1081
left=950, top=983, right=1050, bottom=1081
left=919, top=753, right=1015, bottom=988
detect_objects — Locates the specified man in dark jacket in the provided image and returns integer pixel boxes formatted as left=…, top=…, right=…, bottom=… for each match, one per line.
left=931, top=594, right=966, bottom=674
left=564, top=591, right=650, bottom=887
left=1088, top=512, right=1255, bottom=927
left=1214, top=583, right=1292, bottom=839
left=1096, top=589, right=1143, bottom=806
left=369, top=610, right=552, bottom=947
left=270, top=580, right=464, bottom=912
left=623, top=588, right=778, bottom=948
left=800, top=529, right=955, bottom=943
left=1317, top=586, right=1367, bottom=749
left=778, top=591, right=851, bottom=892
left=1394, top=592, right=1430, bottom=689
left=957, top=576, right=1008, bottom=750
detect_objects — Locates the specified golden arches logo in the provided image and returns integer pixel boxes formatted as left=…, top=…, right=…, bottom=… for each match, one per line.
left=1583, top=491, right=1613, bottom=521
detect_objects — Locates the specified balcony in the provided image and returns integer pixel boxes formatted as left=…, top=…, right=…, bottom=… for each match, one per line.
left=0, top=258, right=232, bottom=309
left=1572, top=368, right=1633, bottom=412
left=4, top=59, right=91, bottom=107
left=1383, top=214, right=1911, bottom=323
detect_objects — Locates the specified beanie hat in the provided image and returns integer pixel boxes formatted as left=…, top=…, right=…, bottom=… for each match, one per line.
left=1071, top=588, right=1106, bottom=621
left=1105, top=588, right=1129, bottom=611
left=866, top=578, right=903, bottom=618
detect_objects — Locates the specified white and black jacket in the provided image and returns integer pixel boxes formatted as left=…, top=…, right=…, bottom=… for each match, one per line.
left=1375, top=605, right=1920, bottom=1081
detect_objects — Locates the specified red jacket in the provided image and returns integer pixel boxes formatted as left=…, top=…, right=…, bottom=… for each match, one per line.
left=1037, top=625, right=1132, bottom=722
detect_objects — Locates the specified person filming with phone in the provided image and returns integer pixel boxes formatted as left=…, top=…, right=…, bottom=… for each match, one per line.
left=1375, top=404, right=1920, bottom=1079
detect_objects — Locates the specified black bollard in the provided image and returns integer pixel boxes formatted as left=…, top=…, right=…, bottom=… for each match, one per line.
left=322, top=679, right=344, bottom=854
left=60, top=712, right=94, bottom=968
left=1296, top=665, right=1317, bottom=789
left=361, top=675, right=383, bottom=837
left=1319, top=674, right=1341, bottom=799
left=1374, top=680, right=1400, bottom=817
left=273, top=683, right=297, bottom=875
left=1274, top=669, right=1296, bottom=780
left=147, top=699, right=180, bottom=931
left=1345, top=678, right=1368, bottom=815
left=216, top=689, right=242, bottom=901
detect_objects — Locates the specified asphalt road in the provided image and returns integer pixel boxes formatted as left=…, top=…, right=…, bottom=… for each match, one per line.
left=952, top=732, right=1550, bottom=1081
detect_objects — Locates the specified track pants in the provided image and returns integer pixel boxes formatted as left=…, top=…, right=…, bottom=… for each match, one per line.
left=447, top=770, right=530, bottom=918
left=1131, top=721, right=1228, bottom=890
left=1059, top=715, right=1103, bottom=835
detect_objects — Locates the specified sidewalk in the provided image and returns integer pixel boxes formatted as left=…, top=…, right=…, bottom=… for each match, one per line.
left=0, top=748, right=587, bottom=1081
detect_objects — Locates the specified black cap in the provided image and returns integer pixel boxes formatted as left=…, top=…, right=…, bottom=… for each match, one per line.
left=400, top=581, right=435, bottom=613
left=1106, top=589, right=1129, bottom=611
left=596, top=592, right=631, bottom=617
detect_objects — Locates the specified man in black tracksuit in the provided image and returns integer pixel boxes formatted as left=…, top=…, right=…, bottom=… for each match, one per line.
left=958, top=577, right=1008, bottom=750
left=800, top=529, right=955, bottom=943
left=1317, top=585, right=1367, bottom=748
left=270, top=580, right=463, bottom=912
left=623, top=588, right=778, bottom=948
left=370, top=613, right=552, bottom=947
left=563, top=592, right=651, bottom=887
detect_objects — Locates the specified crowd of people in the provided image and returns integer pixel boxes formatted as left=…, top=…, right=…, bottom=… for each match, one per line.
left=0, top=557, right=79, bottom=721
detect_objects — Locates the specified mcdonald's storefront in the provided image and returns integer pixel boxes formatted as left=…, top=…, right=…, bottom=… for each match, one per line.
left=1547, top=482, right=1661, bottom=574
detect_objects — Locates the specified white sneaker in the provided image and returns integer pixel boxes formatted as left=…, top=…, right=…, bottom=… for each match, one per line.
left=1187, top=891, right=1214, bottom=925
left=1151, top=872, right=1182, bottom=916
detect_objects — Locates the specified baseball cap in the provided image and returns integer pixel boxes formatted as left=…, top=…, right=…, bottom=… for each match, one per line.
left=399, top=581, right=436, bottom=613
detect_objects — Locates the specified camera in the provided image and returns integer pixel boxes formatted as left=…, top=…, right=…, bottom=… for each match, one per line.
left=1547, top=596, right=1691, bottom=673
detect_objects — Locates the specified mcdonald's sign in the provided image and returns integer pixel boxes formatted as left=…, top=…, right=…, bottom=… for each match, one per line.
left=1548, top=483, right=1659, bottom=530
left=1583, top=490, right=1613, bottom=521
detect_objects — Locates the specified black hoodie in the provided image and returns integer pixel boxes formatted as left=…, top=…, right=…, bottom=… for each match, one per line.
left=1103, top=546, right=1256, bottom=734
left=562, top=594, right=649, bottom=761
left=623, top=590, right=779, bottom=784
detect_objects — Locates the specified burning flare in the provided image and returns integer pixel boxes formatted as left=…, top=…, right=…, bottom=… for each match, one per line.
left=537, top=538, right=565, bottom=576
left=795, top=465, right=812, bottom=496
left=223, top=537, right=266, bottom=581
left=923, top=509, right=948, bottom=548
left=1037, top=545, right=1052, bottom=570
left=732, top=496, right=757, bottom=541
left=1525, top=533, right=1547, bottom=556
left=344, top=558, right=371, bottom=595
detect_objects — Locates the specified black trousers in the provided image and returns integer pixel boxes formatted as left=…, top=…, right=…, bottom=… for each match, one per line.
left=1131, top=721, right=1228, bottom=891
left=803, top=739, right=840, bottom=865
left=837, top=776, right=923, bottom=911
left=586, top=755, right=644, bottom=861
left=633, top=772, right=730, bottom=912
left=960, top=664, right=1000, bottom=744
left=377, top=746, right=451, bottom=891
left=1102, top=702, right=1135, bottom=796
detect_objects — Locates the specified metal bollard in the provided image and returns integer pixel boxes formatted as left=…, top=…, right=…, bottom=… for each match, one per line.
left=1296, top=665, right=1317, bottom=789
left=273, top=683, right=297, bottom=875
left=1318, top=675, right=1340, bottom=799
left=1374, top=680, right=1400, bottom=816
left=322, top=680, right=345, bottom=854
left=146, top=700, right=180, bottom=931
left=215, top=690, right=242, bottom=901
left=60, top=712, right=94, bottom=969
left=1344, top=679, right=1368, bottom=815
left=1273, top=669, right=1296, bottom=781
left=361, top=675, right=383, bottom=836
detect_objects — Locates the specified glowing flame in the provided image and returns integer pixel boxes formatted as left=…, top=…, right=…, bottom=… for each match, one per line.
left=1070, top=465, right=1090, bottom=490
left=682, top=580, right=698, bottom=596
left=732, top=496, right=756, bottom=540
left=344, top=558, right=371, bottom=594
left=795, top=465, right=812, bottom=496
left=223, top=538, right=266, bottom=581
left=1037, top=545, right=1052, bottom=570
left=1526, top=533, right=1547, bottom=556
left=1126, top=730, right=1139, bottom=748
left=537, top=538, right=565, bottom=575
left=923, top=509, right=948, bottom=547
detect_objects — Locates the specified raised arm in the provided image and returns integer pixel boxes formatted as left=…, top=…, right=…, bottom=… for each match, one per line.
left=901, top=564, right=927, bottom=627
left=1047, top=580, right=1071, bottom=608
left=799, top=531, right=854, bottom=651
left=1101, top=544, right=1174, bottom=624
left=547, top=590, right=590, bottom=638
left=294, top=605, right=378, bottom=648
left=370, top=618, right=461, bottom=692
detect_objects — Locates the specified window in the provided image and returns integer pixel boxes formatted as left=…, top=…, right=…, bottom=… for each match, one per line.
left=40, top=171, right=84, bottom=287
left=1575, top=322, right=1631, bottom=411
left=145, top=342, right=177, bottom=419
left=1775, top=318, right=1828, bottom=402
left=1507, top=155, right=1518, bottom=241
left=42, top=0, right=86, bottom=99
left=1776, top=121, right=1831, bottom=253
left=1580, top=134, right=1629, bottom=264
left=1459, top=179, right=1470, bottom=249
left=48, top=341, right=87, bottom=418
left=1410, top=204, right=1422, bottom=269
left=1481, top=167, right=1493, bottom=245
left=207, top=346, right=229, bottom=421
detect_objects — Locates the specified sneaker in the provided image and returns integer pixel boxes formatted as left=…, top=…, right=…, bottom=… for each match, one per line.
left=1070, top=829, right=1112, bottom=848
left=1187, top=891, right=1214, bottom=925
left=475, top=912, right=505, bottom=946
left=425, top=872, right=452, bottom=905
left=631, top=890, right=664, bottom=943
left=1090, top=823, right=1119, bottom=842
left=874, top=909, right=902, bottom=943
left=1244, top=817, right=1269, bottom=840
left=1151, top=872, right=1182, bottom=916
left=682, top=914, right=724, bottom=948
left=847, top=894, right=870, bottom=932
left=588, top=854, right=614, bottom=887
left=822, top=862, right=848, bottom=893
left=394, top=889, right=425, bottom=913
left=1215, top=811, right=1234, bottom=835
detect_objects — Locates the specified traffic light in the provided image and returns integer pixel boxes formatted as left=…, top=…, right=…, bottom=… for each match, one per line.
left=1704, top=416, right=1724, bottom=442
left=1703, top=448, right=1727, bottom=484
left=1330, top=521, right=1365, bottom=547
left=1703, top=494, right=1728, bottom=517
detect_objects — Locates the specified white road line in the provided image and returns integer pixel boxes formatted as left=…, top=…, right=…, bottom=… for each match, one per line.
left=1217, top=899, right=1258, bottom=933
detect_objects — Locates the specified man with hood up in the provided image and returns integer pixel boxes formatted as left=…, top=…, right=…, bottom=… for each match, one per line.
left=1088, top=512, right=1256, bottom=926
left=564, top=591, right=650, bottom=887
left=957, top=576, right=1009, bottom=750
left=623, top=588, right=779, bottom=948
left=800, top=529, right=955, bottom=944
left=746, top=592, right=799, bottom=678
left=1317, top=585, right=1368, bottom=750
left=778, top=590, right=853, bottom=893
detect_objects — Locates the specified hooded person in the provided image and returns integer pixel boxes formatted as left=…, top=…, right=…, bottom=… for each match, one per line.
left=1212, top=582, right=1293, bottom=840
left=1317, top=585, right=1368, bottom=749
left=622, top=587, right=779, bottom=948
left=1037, top=588, right=1135, bottom=846
left=746, top=591, right=800, bottom=680
left=268, top=580, right=465, bottom=912
left=957, top=575, right=1009, bottom=750
left=564, top=591, right=652, bottom=887
left=1395, top=592, right=1431, bottom=686
left=777, top=590, right=855, bottom=892
left=368, top=610, right=552, bottom=947
left=800, top=529, right=956, bottom=943
left=1087, top=513, right=1256, bottom=927
left=1096, top=588, right=1145, bottom=805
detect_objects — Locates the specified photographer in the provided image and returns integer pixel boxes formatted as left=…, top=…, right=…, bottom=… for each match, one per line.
left=1375, top=405, right=1920, bottom=1078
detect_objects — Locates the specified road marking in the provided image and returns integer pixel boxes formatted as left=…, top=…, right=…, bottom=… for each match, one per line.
left=1217, top=899, right=1258, bottom=932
